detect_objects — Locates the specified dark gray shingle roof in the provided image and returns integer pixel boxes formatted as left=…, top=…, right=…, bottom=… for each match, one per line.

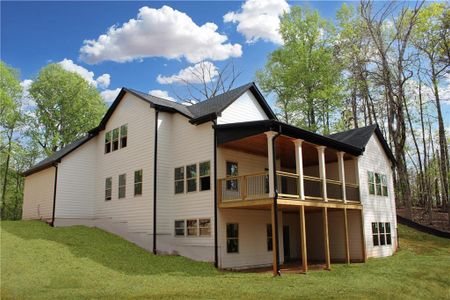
left=328, top=125, right=377, bottom=149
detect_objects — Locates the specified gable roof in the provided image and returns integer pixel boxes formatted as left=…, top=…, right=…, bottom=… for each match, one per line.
left=328, top=125, right=396, bottom=164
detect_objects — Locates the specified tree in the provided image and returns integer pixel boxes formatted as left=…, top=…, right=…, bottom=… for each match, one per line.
left=257, top=6, right=344, bottom=133
left=28, top=64, right=107, bottom=155
left=0, top=61, right=22, bottom=216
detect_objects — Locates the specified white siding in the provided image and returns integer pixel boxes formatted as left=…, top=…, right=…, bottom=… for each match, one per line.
left=217, top=90, right=268, bottom=124
left=22, top=167, right=55, bottom=220
left=55, top=139, right=97, bottom=218
left=359, top=133, right=397, bottom=258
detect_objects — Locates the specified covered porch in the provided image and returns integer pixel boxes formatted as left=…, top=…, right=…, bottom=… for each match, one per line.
left=215, top=120, right=367, bottom=275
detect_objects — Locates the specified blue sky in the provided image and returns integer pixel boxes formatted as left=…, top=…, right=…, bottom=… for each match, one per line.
left=1, top=0, right=449, bottom=127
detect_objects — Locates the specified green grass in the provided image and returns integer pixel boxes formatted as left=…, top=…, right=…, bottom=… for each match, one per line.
left=1, top=221, right=449, bottom=299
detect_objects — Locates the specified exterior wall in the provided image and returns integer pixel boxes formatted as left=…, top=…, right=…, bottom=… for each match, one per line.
left=94, top=93, right=155, bottom=233
left=22, top=167, right=55, bottom=220
left=217, top=90, right=268, bottom=124
left=359, top=133, right=397, bottom=258
left=55, top=139, right=97, bottom=218
left=217, top=147, right=268, bottom=178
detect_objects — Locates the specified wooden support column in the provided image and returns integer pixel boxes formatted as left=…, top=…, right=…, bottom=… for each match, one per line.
left=337, top=152, right=346, bottom=203
left=300, top=205, right=308, bottom=273
left=294, top=139, right=305, bottom=200
left=265, top=131, right=277, bottom=198
left=271, top=203, right=279, bottom=275
left=344, top=208, right=350, bottom=264
left=322, top=207, right=331, bottom=270
left=360, top=209, right=367, bottom=262
left=317, top=146, right=327, bottom=202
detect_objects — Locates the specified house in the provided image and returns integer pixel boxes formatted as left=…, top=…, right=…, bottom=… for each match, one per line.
left=22, top=82, right=398, bottom=274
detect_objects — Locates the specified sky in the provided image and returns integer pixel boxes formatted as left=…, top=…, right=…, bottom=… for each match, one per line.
left=1, top=0, right=449, bottom=126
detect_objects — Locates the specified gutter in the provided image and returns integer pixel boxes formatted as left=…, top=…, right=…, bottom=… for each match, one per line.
left=153, top=108, right=159, bottom=254
left=51, top=163, right=58, bottom=227
left=272, top=127, right=281, bottom=276
left=213, top=120, right=219, bottom=268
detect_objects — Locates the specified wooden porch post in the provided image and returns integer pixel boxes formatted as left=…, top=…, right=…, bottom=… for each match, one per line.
left=322, top=207, right=331, bottom=270
left=271, top=204, right=278, bottom=275
left=300, top=205, right=308, bottom=273
left=337, top=152, right=346, bottom=203
left=317, top=146, right=327, bottom=202
left=344, top=208, right=350, bottom=264
left=265, top=131, right=277, bottom=198
left=360, top=209, right=367, bottom=262
left=294, top=139, right=305, bottom=200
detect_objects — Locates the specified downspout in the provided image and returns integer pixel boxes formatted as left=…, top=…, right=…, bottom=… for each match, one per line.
left=51, top=163, right=58, bottom=227
left=213, top=120, right=218, bottom=268
left=153, top=108, right=159, bottom=254
left=272, top=126, right=281, bottom=275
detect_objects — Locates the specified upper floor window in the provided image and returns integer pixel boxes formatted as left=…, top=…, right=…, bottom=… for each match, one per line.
left=368, top=171, right=388, bottom=197
left=105, top=124, right=128, bottom=154
left=174, top=167, right=184, bottom=194
left=118, top=174, right=126, bottom=199
left=226, top=161, right=238, bottom=191
left=112, top=128, right=119, bottom=151
left=105, top=177, right=112, bottom=201
left=199, top=161, right=211, bottom=191
left=105, top=132, right=112, bottom=153
left=134, top=169, right=142, bottom=196
left=120, top=124, right=128, bottom=148
left=186, top=164, right=197, bottom=193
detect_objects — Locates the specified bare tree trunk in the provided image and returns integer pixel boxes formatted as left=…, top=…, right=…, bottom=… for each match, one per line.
left=1, top=129, right=13, bottom=218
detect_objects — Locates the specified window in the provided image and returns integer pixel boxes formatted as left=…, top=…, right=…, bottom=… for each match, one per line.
left=199, top=218, right=211, bottom=236
left=267, top=224, right=273, bottom=251
left=174, top=220, right=185, bottom=236
left=226, top=223, right=239, bottom=253
left=118, top=174, right=126, bottom=199
left=105, top=177, right=112, bottom=201
left=226, top=161, right=238, bottom=191
left=368, top=172, right=375, bottom=195
left=199, top=161, right=211, bottom=191
left=120, top=124, right=128, bottom=148
left=105, top=132, right=111, bottom=153
left=375, top=173, right=382, bottom=196
left=381, top=175, right=388, bottom=196
left=372, top=222, right=392, bottom=247
left=186, top=164, right=197, bottom=192
left=134, top=170, right=142, bottom=196
left=187, top=219, right=198, bottom=236
left=112, top=128, right=119, bottom=151
left=174, top=167, right=184, bottom=194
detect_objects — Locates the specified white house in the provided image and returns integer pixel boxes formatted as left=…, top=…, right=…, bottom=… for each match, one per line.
left=22, top=82, right=398, bottom=274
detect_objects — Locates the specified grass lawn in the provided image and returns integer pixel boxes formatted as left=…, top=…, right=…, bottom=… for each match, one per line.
left=1, top=221, right=449, bottom=299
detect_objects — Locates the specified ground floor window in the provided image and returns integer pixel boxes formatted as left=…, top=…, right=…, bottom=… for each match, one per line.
left=118, top=174, right=126, bottom=199
left=267, top=224, right=273, bottom=251
left=174, top=220, right=185, bottom=236
left=226, top=223, right=239, bottom=253
left=174, top=218, right=211, bottom=237
left=372, top=222, right=392, bottom=246
left=199, top=218, right=211, bottom=236
left=187, top=219, right=198, bottom=236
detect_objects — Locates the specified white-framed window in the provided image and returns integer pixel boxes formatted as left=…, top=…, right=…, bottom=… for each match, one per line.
left=186, top=164, right=197, bottom=193
left=186, top=219, right=198, bottom=236
left=381, top=174, right=388, bottom=196
left=267, top=224, right=273, bottom=252
left=174, top=167, right=184, bottom=194
left=372, top=222, right=392, bottom=246
left=368, top=171, right=388, bottom=197
left=112, top=128, right=119, bottom=151
left=368, top=171, right=375, bottom=195
left=199, top=218, right=211, bottom=236
left=375, top=173, right=382, bottom=195
left=105, top=177, right=112, bottom=201
left=199, top=161, right=211, bottom=191
left=105, top=132, right=112, bottom=153
left=120, top=124, right=128, bottom=148
left=118, top=174, right=126, bottom=199
left=134, top=169, right=142, bottom=196
left=226, top=223, right=239, bottom=253
left=174, top=220, right=185, bottom=236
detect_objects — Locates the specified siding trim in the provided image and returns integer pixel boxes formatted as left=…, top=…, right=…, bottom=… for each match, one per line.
left=272, top=131, right=281, bottom=275
left=51, top=164, right=58, bottom=227
left=213, top=121, right=218, bottom=267
left=153, top=109, right=159, bottom=254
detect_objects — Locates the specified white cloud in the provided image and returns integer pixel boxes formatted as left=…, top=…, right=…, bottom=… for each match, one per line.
left=20, top=79, right=36, bottom=110
left=224, top=0, right=289, bottom=45
left=100, top=88, right=121, bottom=103
left=79, top=5, right=242, bottom=64
left=149, top=89, right=175, bottom=101
left=157, top=61, right=218, bottom=85
left=58, top=59, right=110, bottom=88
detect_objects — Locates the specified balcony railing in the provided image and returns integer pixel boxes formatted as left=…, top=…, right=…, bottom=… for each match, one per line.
left=218, top=171, right=360, bottom=203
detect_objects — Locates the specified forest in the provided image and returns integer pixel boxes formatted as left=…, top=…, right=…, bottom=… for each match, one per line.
left=1, top=1, right=449, bottom=230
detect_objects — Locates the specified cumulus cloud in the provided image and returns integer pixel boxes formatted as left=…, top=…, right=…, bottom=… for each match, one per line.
left=100, top=88, right=121, bottom=103
left=149, top=89, right=175, bottom=101
left=224, top=0, right=289, bottom=45
left=20, top=79, right=36, bottom=111
left=79, top=5, right=242, bottom=64
left=58, top=59, right=110, bottom=88
left=157, top=61, right=218, bottom=85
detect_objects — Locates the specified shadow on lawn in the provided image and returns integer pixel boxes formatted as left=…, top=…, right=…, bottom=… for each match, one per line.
left=2, top=220, right=221, bottom=277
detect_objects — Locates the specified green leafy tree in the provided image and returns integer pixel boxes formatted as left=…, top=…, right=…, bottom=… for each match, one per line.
left=257, top=6, right=343, bottom=134
left=29, top=64, right=107, bottom=155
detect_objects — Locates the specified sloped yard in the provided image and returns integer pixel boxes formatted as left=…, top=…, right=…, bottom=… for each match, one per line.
left=1, top=221, right=449, bottom=299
